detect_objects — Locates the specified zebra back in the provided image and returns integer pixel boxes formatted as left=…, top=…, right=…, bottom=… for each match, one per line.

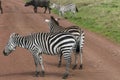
left=8, top=32, right=76, bottom=55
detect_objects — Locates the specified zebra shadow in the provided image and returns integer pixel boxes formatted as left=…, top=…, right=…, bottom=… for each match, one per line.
left=44, top=60, right=66, bottom=68
left=0, top=71, right=63, bottom=78
left=45, top=71, right=63, bottom=77
left=0, top=71, right=34, bottom=77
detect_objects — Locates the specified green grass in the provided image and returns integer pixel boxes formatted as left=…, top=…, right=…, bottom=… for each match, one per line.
left=51, top=0, right=120, bottom=44
left=23, top=0, right=31, bottom=2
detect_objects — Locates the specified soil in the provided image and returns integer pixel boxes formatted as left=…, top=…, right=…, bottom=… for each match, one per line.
left=0, top=0, right=120, bottom=80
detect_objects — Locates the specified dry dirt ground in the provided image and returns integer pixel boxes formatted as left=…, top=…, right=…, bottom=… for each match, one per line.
left=0, top=0, right=120, bottom=80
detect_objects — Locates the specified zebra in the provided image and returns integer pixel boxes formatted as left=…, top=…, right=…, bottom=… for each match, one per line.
left=45, top=16, right=85, bottom=70
left=0, top=0, right=3, bottom=14
left=50, top=3, right=60, bottom=10
left=3, top=32, right=80, bottom=79
left=59, top=4, right=78, bottom=17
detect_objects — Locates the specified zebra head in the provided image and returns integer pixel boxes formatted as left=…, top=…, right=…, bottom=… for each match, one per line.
left=50, top=3, right=60, bottom=9
left=3, top=33, right=18, bottom=56
left=25, top=0, right=34, bottom=7
left=45, top=16, right=60, bottom=26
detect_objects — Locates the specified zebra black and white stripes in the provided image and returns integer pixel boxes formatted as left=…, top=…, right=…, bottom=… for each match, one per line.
left=59, top=4, right=78, bottom=16
left=3, top=32, right=79, bottom=79
left=45, top=16, right=85, bottom=69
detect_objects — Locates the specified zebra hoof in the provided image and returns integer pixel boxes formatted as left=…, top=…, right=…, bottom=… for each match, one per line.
left=72, top=64, right=77, bottom=70
left=35, top=71, right=40, bottom=77
left=41, top=71, right=45, bottom=77
left=58, top=61, right=61, bottom=67
left=34, top=10, right=37, bottom=13
left=62, top=73, right=69, bottom=79
left=58, top=63, right=61, bottom=67
left=79, top=64, right=83, bottom=69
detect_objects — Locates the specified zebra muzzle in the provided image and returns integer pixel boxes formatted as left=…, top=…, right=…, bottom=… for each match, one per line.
left=3, top=50, right=8, bottom=56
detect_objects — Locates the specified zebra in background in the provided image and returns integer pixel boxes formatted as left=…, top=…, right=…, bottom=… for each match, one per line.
left=45, top=16, right=85, bottom=70
left=0, top=0, right=3, bottom=14
left=3, top=32, right=80, bottom=79
left=50, top=3, right=60, bottom=10
left=59, top=4, right=78, bottom=17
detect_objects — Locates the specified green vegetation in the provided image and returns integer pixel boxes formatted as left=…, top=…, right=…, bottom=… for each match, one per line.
left=23, top=0, right=31, bottom=2
left=51, top=0, right=120, bottom=43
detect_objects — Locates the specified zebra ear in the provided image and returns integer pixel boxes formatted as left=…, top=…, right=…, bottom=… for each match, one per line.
left=50, top=16, right=60, bottom=26
left=50, top=16, right=54, bottom=19
left=10, top=33, right=19, bottom=38
left=55, top=18, right=60, bottom=21
left=10, top=33, right=15, bottom=38
left=50, top=16, right=58, bottom=21
left=45, top=19, right=50, bottom=22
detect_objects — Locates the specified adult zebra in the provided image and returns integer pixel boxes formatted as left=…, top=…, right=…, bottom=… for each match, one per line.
left=51, top=3, right=60, bottom=10
left=59, top=4, right=78, bottom=17
left=3, top=32, right=80, bottom=79
left=45, top=16, right=85, bottom=69
left=0, top=0, right=3, bottom=14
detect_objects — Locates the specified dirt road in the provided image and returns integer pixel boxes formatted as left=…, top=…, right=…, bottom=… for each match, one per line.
left=0, top=0, right=120, bottom=80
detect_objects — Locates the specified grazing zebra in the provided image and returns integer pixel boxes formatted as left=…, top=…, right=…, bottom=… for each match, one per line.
left=59, top=4, right=78, bottom=16
left=51, top=3, right=60, bottom=10
left=3, top=32, right=80, bottom=79
left=45, top=16, right=85, bottom=69
left=0, top=0, right=3, bottom=14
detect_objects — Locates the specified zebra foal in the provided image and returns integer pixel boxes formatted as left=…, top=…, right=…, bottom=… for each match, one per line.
left=45, top=16, right=85, bottom=69
left=3, top=32, right=79, bottom=79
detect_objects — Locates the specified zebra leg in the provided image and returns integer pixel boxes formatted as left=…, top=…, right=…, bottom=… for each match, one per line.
left=0, top=1, right=2, bottom=14
left=34, top=7, right=37, bottom=13
left=58, top=53, right=63, bottom=67
left=0, top=7, right=3, bottom=14
left=32, top=55, right=40, bottom=77
left=44, top=7, right=47, bottom=13
left=38, top=54, right=45, bottom=77
left=71, top=11, right=75, bottom=18
left=72, top=53, right=78, bottom=70
left=62, top=53, right=71, bottom=79
left=59, top=11, right=62, bottom=16
left=79, top=49, right=83, bottom=69
left=48, top=7, right=51, bottom=14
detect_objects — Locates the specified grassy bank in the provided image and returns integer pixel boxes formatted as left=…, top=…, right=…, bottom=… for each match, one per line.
left=51, top=0, right=120, bottom=44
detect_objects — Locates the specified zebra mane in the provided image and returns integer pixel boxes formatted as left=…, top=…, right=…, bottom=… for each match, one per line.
left=50, top=16, right=59, bottom=26
left=10, top=33, right=19, bottom=38
left=10, top=33, right=27, bottom=48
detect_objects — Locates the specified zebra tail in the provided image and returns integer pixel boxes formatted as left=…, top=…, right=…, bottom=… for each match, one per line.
left=76, top=30, right=85, bottom=54
left=75, top=40, right=80, bottom=54
left=76, top=7, right=79, bottom=12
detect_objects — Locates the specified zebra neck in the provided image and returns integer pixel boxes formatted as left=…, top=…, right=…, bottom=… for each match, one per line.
left=15, top=36, right=27, bottom=49
left=49, top=23, right=63, bottom=32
